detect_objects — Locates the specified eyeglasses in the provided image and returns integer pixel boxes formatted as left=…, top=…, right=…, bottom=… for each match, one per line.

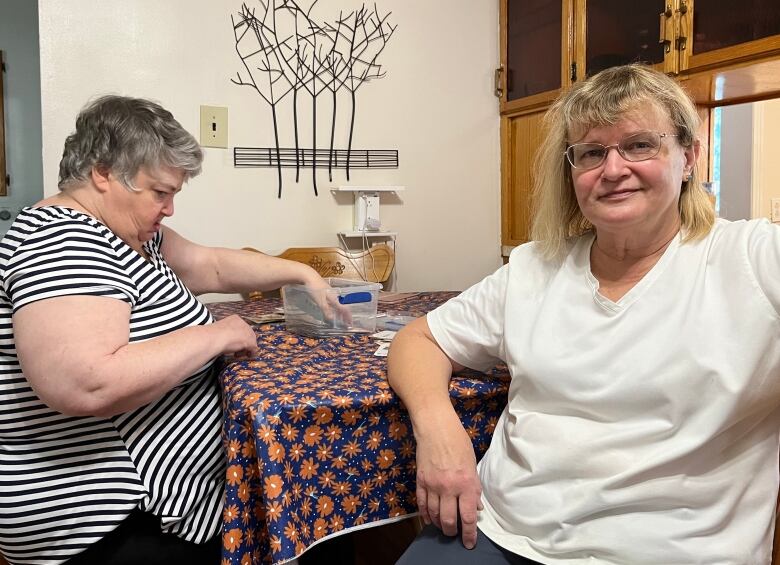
left=564, top=131, right=678, bottom=170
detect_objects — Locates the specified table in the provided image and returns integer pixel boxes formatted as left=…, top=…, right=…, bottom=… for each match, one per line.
left=208, top=293, right=510, bottom=565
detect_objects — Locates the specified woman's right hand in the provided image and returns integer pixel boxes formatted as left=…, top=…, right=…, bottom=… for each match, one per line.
left=414, top=412, right=484, bottom=549
left=212, top=315, right=259, bottom=358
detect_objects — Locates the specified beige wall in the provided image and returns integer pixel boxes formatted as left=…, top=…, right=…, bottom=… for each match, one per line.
left=753, top=98, right=780, bottom=221
left=38, top=0, right=502, bottom=296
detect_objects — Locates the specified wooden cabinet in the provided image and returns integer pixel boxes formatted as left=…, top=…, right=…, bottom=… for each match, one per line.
left=577, top=0, right=666, bottom=77
left=681, top=0, right=780, bottom=73
left=500, top=0, right=573, bottom=114
left=501, top=0, right=571, bottom=110
left=499, top=0, right=780, bottom=251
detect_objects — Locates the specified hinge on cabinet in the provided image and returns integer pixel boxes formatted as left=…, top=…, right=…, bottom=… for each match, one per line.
left=570, top=63, right=577, bottom=82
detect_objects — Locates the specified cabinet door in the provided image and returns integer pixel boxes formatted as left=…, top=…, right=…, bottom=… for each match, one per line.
left=501, top=110, right=548, bottom=249
left=681, top=0, right=780, bottom=71
left=576, top=0, right=670, bottom=78
left=501, top=0, right=573, bottom=113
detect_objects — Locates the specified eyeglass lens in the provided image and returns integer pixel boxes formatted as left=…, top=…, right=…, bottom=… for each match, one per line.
left=567, top=131, right=663, bottom=169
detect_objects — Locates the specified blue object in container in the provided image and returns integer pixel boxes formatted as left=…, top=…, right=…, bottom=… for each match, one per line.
left=338, top=292, right=372, bottom=305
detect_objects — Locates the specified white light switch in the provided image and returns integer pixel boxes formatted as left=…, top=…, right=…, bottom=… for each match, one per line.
left=772, top=198, right=780, bottom=222
left=199, top=105, right=228, bottom=148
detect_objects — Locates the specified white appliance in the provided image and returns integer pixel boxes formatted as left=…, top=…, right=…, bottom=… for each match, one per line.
left=354, top=192, right=381, bottom=231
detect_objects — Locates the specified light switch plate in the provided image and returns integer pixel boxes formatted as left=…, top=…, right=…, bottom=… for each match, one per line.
left=772, top=198, right=780, bottom=222
left=200, top=105, right=228, bottom=148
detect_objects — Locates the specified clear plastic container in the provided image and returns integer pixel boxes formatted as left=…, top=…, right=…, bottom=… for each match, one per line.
left=376, top=311, right=418, bottom=331
left=282, top=278, right=382, bottom=337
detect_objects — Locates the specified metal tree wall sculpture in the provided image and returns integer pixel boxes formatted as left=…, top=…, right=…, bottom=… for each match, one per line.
left=232, top=1, right=397, bottom=198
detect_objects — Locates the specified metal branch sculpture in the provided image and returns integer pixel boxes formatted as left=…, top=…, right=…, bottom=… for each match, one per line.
left=232, top=1, right=295, bottom=197
left=231, top=1, right=397, bottom=198
left=329, top=5, right=396, bottom=180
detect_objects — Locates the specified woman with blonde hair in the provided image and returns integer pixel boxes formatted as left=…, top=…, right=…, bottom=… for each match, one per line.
left=391, top=64, right=779, bottom=564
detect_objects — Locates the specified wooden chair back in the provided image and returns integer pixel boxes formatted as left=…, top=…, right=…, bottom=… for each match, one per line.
left=242, top=244, right=395, bottom=301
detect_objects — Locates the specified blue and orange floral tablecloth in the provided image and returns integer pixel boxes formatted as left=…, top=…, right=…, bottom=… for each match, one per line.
left=208, top=292, right=510, bottom=565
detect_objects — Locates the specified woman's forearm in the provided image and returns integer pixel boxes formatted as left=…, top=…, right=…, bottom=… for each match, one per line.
left=210, top=248, right=321, bottom=294
left=387, top=317, right=461, bottom=435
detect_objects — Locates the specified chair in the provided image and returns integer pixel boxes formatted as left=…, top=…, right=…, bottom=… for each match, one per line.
left=241, top=243, right=395, bottom=301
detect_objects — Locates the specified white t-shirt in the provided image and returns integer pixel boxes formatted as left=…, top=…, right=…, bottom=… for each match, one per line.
left=427, top=218, right=780, bottom=565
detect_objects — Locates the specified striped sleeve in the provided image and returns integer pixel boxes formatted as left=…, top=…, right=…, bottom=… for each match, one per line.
left=3, top=219, right=139, bottom=311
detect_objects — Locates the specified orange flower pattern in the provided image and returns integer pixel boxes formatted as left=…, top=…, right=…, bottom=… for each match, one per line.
left=210, top=294, right=509, bottom=565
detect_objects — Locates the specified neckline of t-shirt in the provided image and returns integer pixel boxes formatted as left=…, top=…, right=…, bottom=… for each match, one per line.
left=24, top=205, right=156, bottom=265
left=581, top=231, right=681, bottom=313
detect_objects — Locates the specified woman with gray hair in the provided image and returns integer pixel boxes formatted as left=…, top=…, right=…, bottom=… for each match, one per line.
left=391, top=64, right=779, bottom=564
left=0, top=95, right=330, bottom=564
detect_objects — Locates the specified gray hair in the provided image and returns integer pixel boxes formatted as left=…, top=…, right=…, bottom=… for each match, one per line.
left=58, top=95, right=203, bottom=191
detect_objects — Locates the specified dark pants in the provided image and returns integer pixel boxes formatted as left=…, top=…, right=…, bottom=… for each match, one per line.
left=67, top=507, right=221, bottom=565
left=396, top=524, right=542, bottom=565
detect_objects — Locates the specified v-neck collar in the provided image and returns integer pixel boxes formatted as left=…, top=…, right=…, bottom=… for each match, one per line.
left=579, top=231, right=681, bottom=314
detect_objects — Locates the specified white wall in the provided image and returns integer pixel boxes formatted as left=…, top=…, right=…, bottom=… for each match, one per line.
left=38, top=0, right=501, bottom=294
left=718, top=103, right=753, bottom=221
left=0, top=0, right=44, bottom=234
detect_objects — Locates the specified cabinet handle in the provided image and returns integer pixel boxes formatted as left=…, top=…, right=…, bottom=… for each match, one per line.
left=494, top=66, right=504, bottom=98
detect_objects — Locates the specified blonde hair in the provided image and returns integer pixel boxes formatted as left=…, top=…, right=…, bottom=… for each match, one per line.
left=530, top=64, right=715, bottom=259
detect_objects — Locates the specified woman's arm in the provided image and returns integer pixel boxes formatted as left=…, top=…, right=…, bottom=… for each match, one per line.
left=14, top=295, right=258, bottom=418
left=387, top=316, right=483, bottom=550
left=160, top=226, right=327, bottom=295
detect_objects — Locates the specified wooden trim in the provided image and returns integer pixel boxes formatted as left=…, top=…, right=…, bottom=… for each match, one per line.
left=681, top=55, right=780, bottom=107
left=501, top=89, right=561, bottom=116
left=499, top=0, right=507, bottom=108
left=672, top=0, right=691, bottom=74
left=500, top=115, right=512, bottom=245
left=0, top=51, right=7, bottom=197
left=687, top=35, right=780, bottom=74
left=562, top=0, right=576, bottom=87
left=572, top=0, right=585, bottom=83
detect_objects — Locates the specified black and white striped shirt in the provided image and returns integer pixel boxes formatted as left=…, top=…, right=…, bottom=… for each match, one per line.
left=0, top=206, right=224, bottom=564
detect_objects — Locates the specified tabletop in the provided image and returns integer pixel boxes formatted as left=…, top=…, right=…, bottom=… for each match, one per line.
left=208, top=292, right=510, bottom=565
